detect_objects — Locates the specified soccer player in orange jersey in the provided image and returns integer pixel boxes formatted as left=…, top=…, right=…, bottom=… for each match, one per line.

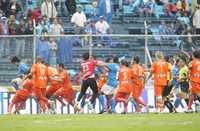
left=30, top=57, right=50, bottom=113
left=46, top=66, right=61, bottom=98
left=8, top=75, right=33, bottom=114
left=54, top=63, right=75, bottom=108
left=131, top=56, right=147, bottom=112
left=151, top=51, right=170, bottom=112
left=115, top=60, right=133, bottom=113
left=188, top=50, right=200, bottom=111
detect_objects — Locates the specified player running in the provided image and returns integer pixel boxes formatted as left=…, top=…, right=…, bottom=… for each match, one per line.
left=150, top=51, right=170, bottom=113
left=8, top=75, right=33, bottom=114
left=30, top=57, right=50, bottom=113
left=131, top=56, right=147, bottom=112
left=101, top=56, right=119, bottom=113
left=46, top=66, right=61, bottom=99
left=175, top=57, right=189, bottom=111
left=53, top=63, right=75, bottom=109
left=188, top=50, right=200, bottom=112
left=114, top=60, right=133, bottom=114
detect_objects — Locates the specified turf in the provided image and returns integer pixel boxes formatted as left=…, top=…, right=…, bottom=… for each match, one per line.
left=0, top=113, right=200, bottom=131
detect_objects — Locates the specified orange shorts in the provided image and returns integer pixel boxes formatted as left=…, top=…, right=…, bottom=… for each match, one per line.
left=117, top=82, right=132, bottom=94
left=12, top=95, right=27, bottom=104
left=46, top=84, right=61, bottom=97
left=16, top=89, right=31, bottom=98
left=191, top=82, right=200, bottom=95
left=115, top=92, right=130, bottom=102
left=154, top=85, right=165, bottom=97
left=33, top=87, right=47, bottom=100
left=55, top=87, right=74, bottom=104
left=132, top=85, right=143, bottom=98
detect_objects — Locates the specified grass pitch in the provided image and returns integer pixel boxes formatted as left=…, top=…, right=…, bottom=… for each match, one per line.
left=0, top=113, right=200, bottom=131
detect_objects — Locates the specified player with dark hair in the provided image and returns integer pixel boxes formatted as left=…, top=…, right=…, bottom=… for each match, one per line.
left=53, top=63, right=76, bottom=109
left=101, top=56, right=119, bottom=113
left=11, top=56, right=30, bottom=76
left=75, top=53, right=105, bottom=113
left=131, top=56, right=147, bottom=112
left=11, top=56, right=30, bottom=90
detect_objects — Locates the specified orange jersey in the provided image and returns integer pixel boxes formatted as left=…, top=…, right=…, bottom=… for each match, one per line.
left=131, top=64, right=145, bottom=88
left=48, top=67, right=60, bottom=85
left=117, top=66, right=133, bottom=93
left=58, top=70, right=72, bottom=90
left=98, top=73, right=107, bottom=90
left=31, top=63, right=48, bottom=88
left=151, top=59, right=170, bottom=86
left=189, top=59, right=200, bottom=83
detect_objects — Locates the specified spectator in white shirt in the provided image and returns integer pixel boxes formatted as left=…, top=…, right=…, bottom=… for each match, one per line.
left=193, top=5, right=200, bottom=34
left=95, top=16, right=112, bottom=47
left=95, top=16, right=111, bottom=34
left=41, top=0, right=57, bottom=19
left=71, top=6, right=87, bottom=34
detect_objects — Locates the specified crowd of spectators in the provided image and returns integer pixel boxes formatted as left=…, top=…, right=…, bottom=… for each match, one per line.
left=0, top=0, right=199, bottom=65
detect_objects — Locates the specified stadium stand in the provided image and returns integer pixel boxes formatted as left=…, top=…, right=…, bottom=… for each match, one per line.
left=0, top=0, right=199, bottom=86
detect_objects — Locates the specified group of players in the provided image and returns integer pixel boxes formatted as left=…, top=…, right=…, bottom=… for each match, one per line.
left=8, top=49, right=200, bottom=114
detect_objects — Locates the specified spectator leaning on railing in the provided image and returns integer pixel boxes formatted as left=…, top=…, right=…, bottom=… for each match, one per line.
left=48, top=37, right=57, bottom=66
left=35, top=18, right=49, bottom=35
left=15, top=17, right=26, bottom=58
left=36, top=29, right=50, bottom=64
left=0, top=16, right=9, bottom=58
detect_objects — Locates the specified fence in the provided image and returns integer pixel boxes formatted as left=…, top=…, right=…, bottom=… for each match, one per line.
left=0, top=34, right=199, bottom=114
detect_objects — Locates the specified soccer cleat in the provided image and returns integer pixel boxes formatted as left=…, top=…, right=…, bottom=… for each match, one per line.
left=99, top=110, right=106, bottom=114
left=88, top=103, right=95, bottom=114
left=184, top=109, right=194, bottom=113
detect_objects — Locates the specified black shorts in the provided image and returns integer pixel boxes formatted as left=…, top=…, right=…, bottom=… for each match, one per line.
left=81, top=78, right=98, bottom=95
left=179, top=82, right=189, bottom=93
left=162, top=84, right=173, bottom=97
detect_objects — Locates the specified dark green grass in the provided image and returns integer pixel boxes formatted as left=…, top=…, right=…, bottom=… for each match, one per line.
left=0, top=113, right=200, bottom=131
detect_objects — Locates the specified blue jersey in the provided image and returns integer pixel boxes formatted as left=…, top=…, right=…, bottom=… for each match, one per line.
left=171, top=65, right=179, bottom=88
left=106, top=63, right=119, bottom=88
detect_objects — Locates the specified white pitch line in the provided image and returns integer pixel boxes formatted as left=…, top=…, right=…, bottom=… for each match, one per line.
left=33, top=119, right=71, bottom=124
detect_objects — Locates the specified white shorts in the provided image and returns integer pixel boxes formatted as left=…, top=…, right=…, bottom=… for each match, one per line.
left=101, top=84, right=116, bottom=95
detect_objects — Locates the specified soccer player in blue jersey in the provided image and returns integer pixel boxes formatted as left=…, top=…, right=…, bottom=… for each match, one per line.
left=101, top=56, right=119, bottom=113
left=11, top=56, right=30, bottom=90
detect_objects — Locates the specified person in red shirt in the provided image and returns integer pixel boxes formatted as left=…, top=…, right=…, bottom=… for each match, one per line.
left=54, top=63, right=75, bottom=108
left=131, top=56, right=147, bottom=112
left=30, top=57, right=50, bottom=113
left=151, top=51, right=170, bottom=112
left=188, top=50, right=200, bottom=111
left=115, top=59, right=133, bottom=113
left=8, top=75, right=33, bottom=114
